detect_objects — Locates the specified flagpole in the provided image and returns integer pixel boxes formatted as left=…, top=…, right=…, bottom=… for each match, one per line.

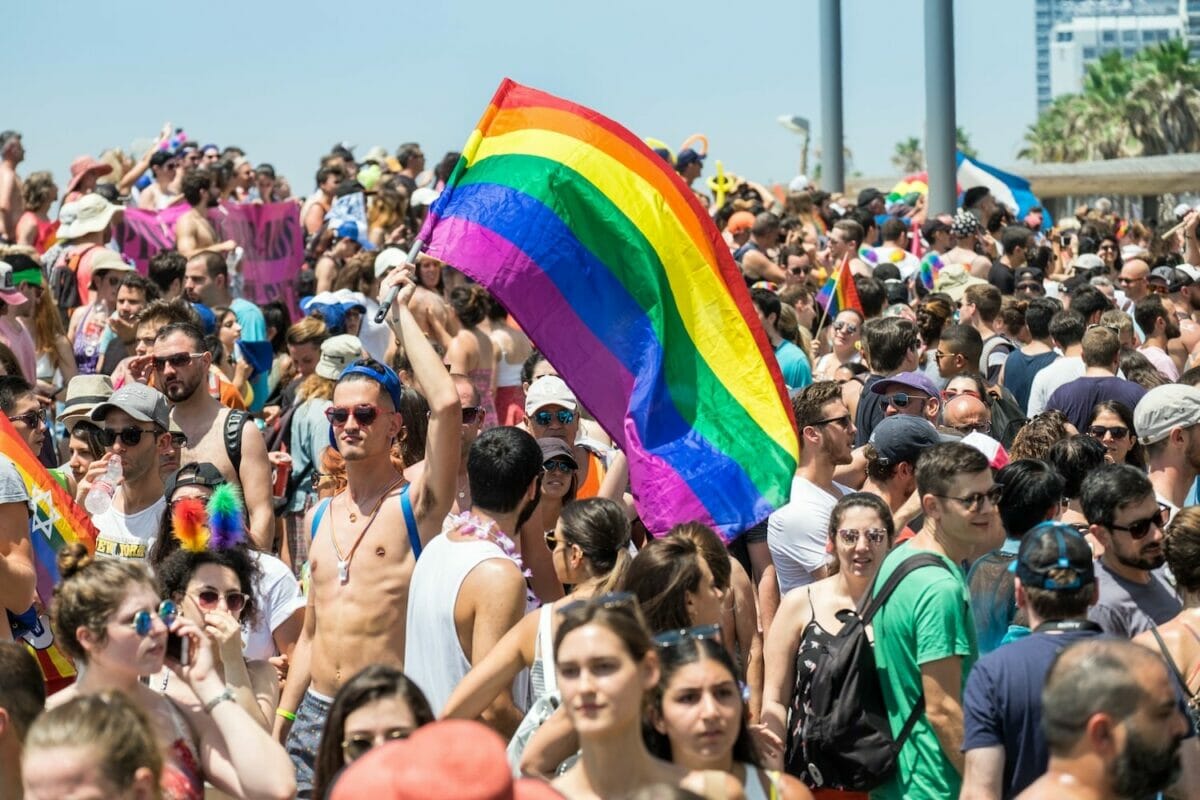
left=815, top=253, right=848, bottom=336
left=373, top=237, right=427, bottom=323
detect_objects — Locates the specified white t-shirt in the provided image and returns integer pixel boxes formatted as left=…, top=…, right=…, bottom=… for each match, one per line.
left=242, top=551, right=306, bottom=661
left=767, top=475, right=851, bottom=594
left=93, top=495, right=167, bottom=563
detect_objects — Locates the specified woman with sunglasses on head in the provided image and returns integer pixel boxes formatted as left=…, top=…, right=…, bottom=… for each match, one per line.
left=648, top=636, right=812, bottom=799
left=550, top=597, right=745, bottom=799
left=1085, top=400, right=1143, bottom=467
left=761, top=493, right=895, bottom=798
left=68, top=250, right=134, bottom=375
left=813, top=310, right=863, bottom=381
left=48, top=544, right=296, bottom=800
left=312, top=665, right=435, bottom=800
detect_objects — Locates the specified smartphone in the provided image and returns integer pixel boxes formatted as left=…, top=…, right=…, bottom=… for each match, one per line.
left=166, top=632, right=190, bottom=666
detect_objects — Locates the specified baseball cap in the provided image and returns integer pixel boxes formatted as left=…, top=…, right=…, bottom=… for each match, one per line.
left=1015, top=267, right=1044, bottom=284
left=676, top=148, right=705, bottom=171
left=869, top=370, right=940, bottom=399
left=538, top=437, right=578, bottom=468
left=1135, top=384, right=1200, bottom=446
left=89, top=248, right=136, bottom=276
left=1010, top=522, right=1095, bottom=591
left=317, top=335, right=364, bottom=380
left=788, top=174, right=811, bottom=193
left=934, top=263, right=988, bottom=302
left=60, top=374, right=114, bottom=427
left=1070, top=253, right=1106, bottom=274
left=334, top=221, right=362, bottom=242
left=725, top=211, right=755, bottom=235
left=330, top=720, right=562, bottom=800
left=90, top=383, right=170, bottom=430
left=0, top=261, right=28, bottom=306
left=164, top=462, right=224, bottom=500
left=374, top=247, right=406, bottom=279
left=1150, top=266, right=1192, bottom=293
left=868, top=416, right=943, bottom=466
left=857, top=188, right=885, bottom=208
left=960, top=431, right=1010, bottom=470
left=525, top=375, right=577, bottom=415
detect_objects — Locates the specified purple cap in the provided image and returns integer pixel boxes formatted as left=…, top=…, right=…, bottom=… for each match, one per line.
left=869, top=370, right=940, bottom=399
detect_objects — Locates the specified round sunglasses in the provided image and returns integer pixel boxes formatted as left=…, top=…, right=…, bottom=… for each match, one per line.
left=126, top=600, right=177, bottom=636
left=533, top=409, right=576, bottom=427
left=189, top=589, right=247, bottom=615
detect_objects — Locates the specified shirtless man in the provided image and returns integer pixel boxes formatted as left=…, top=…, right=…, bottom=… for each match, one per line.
left=737, top=213, right=788, bottom=284
left=276, top=264, right=459, bottom=798
left=945, top=209, right=994, bottom=279
left=175, top=168, right=235, bottom=258
left=151, top=321, right=273, bottom=548
left=0, top=132, right=24, bottom=242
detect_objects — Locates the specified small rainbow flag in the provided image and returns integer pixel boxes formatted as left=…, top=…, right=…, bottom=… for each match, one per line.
left=419, top=79, right=800, bottom=539
left=0, top=416, right=97, bottom=693
left=815, top=255, right=864, bottom=318
left=919, top=252, right=944, bottom=291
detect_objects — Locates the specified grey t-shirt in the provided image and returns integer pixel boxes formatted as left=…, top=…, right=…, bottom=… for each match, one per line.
left=1087, top=560, right=1181, bottom=637
left=0, top=456, right=30, bottom=509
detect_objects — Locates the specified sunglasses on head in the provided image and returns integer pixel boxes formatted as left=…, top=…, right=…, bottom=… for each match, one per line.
left=1109, top=506, right=1168, bottom=539
left=1087, top=425, right=1129, bottom=441
left=127, top=600, right=177, bottom=636
left=325, top=404, right=383, bottom=426
left=7, top=408, right=46, bottom=428
left=836, top=527, right=888, bottom=546
left=98, top=426, right=159, bottom=447
left=153, top=352, right=204, bottom=371
left=461, top=406, right=484, bottom=425
left=342, top=729, right=413, bottom=763
left=543, top=460, right=574, bottom=474
left=533, top=409, right=576, bottom=427
left=558, top=591, right=637, bottom=617
left=190, top=589, right=247, bottom=614
left=653, top=623, right=722, bottom=648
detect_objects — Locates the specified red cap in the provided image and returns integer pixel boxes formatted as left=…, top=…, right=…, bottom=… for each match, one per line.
left=330, top=720, right=564, bottom=800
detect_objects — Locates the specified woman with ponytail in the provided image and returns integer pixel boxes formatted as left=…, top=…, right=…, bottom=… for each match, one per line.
left=441, top=496, right=633, bottom=721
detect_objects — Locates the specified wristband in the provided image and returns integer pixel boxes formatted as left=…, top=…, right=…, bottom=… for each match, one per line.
left=276, top=708, right=297, bottom=722
left=202, top=687, right=235, bottom=713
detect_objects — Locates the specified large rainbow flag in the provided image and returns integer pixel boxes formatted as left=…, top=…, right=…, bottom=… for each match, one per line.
left=419, top=79, right=800, bottom=539
left=0, top=416, right=97, bottom=691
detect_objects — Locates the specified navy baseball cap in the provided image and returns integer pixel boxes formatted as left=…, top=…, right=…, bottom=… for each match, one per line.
left=868, top=416, right=946, bottom=466
left=1010, top=522, right=1095, bottom=591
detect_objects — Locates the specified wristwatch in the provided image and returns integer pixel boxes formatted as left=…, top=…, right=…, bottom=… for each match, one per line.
left=202, top=687, right=235, bottom=713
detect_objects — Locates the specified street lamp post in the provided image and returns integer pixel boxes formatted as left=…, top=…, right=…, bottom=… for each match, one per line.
left=819, top=0, right=844, bottom=193
left=925, top=0, right=957, bottom=216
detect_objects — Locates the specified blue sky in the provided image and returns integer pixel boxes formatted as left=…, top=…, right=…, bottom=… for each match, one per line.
left=6, top=0, right=1035, bottom=195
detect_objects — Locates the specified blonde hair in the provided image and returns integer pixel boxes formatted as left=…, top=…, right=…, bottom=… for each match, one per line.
left=25, top=692, right=162, bottom=799
left=297, top=372, right=336, bottom=403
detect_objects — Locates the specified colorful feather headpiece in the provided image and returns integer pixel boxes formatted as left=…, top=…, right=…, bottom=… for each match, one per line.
left=171, top=484, right=247, bottom=553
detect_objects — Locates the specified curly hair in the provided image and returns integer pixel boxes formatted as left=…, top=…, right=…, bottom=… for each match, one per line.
left=154, top=546, right=262, bottom=631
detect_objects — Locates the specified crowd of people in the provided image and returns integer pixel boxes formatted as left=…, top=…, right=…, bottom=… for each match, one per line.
left=2, top=124, right=1200, bottom=800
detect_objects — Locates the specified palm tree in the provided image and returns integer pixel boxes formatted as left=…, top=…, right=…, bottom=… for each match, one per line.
left=955, top=128, right=978, bottom=160
left=891, top=137, right=923, bottom=172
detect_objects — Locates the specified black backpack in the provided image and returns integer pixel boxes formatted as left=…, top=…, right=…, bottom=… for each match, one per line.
left=798, top=552, right=953, bottom=791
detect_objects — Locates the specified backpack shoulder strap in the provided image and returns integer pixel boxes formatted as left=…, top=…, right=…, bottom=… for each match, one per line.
left=223, top=409, right=250, bottom=474
left=400, top=483, right=421, bottom=559
left=859, top=552, right=953, bottom=626
left=310, top=498, right=332, bottom=540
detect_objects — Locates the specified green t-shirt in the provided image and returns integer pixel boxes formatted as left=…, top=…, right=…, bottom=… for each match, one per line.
left=869, top=542, right=977, bottom=800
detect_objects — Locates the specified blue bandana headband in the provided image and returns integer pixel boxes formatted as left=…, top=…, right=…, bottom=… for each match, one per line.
left=338, top=361, right=403, bottom=411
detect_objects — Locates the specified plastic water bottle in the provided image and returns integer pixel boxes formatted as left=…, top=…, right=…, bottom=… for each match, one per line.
left=84, top=455, right=122, bottom=515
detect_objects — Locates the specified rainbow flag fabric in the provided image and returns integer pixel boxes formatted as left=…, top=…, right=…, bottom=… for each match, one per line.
left=0, top=416, right=97, bottom=691
left=419, top=79, right=800, bottom=539
left=919, top=252, right=944, bottom=291
left=815, top=256, right=864, bottom=318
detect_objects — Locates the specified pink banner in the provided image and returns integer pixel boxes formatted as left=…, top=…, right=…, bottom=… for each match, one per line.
left=115, top=202, right=305, bottom=316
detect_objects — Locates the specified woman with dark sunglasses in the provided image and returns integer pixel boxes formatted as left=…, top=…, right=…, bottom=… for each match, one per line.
left=311, top=665, right=435, bottom=800
left=1085, top=400, right=1143, bottom=467
left=48, top=544, right=296, bottom=800
left=648, top=635, right=811, bottom=799
left=761, top=493, right=895, bottom=798
left=813, top=310, right=863, bottom=382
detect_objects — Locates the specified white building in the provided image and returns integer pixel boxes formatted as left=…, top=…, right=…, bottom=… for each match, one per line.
left=1049, top=11, right=1181, bottom=98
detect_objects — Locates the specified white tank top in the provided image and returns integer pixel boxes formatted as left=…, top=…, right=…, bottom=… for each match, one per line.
left=496, top=355, right=524, bottom=388
left=403, top=534, right=511, bottom=712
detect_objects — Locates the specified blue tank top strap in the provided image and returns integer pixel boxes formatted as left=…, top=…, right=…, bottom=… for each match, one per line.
left=400, top=484, right=421, bottom=559
left=310, top=498, right=332, bottom=540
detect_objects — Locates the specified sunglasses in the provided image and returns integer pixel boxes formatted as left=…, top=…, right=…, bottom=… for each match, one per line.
left=533, top=409, right=576, bottom=427
left=1118, top=276, right=1146, bottom=285
left=812, top=414, right=851, bottom=429
left=543, top=460, right=574, bottom=474
left=933, top=484, right=1003, bottom=512
left=951, top=422, right=991, bottom=435
left=126, top=600, right=177, bottom=636
left=545, top=529, right=568, bottom=550
left=1016, top=282, right=1044, bottom=294
left=98, top=426, right=159, bottom=447
left=342, top=729, right=414, bottom=763
left=559, top=591, right=637, bottom=617
left=461, top=406, right=484, bottom=425
left=189, top=589, right=247, bottom=615
left=833, top=321, right=858, bottom=334
left=153, top=352, right=204, bottom=371
left=1087, top=425, right=1129, bottom=441
left=654, top=623, right=722, bottom=648
left=169, top=432, right=188, bottom=448
left=836, top=528, right=889, bottom=546
left=1109, top=506, right=1168, bottom=539
left=325, top=404, right=382, bottom=426
left=7, top=408, right=47, bottom=428
left=885, top=392, right=928, bottom=409
left=1150, top=284, right=1170, bottom=295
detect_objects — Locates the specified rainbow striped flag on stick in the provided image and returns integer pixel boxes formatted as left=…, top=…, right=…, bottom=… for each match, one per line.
left=0, top=416, right=97, bottom=692
left=815, top=255, right=864, bottom=318
left=419, top=78, right=800, bottom=540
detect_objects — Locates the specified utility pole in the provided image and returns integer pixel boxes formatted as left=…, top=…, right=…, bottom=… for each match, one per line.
left=925, top=0, right=957, bottom=215
left=819, top=0, right=844, bottom=192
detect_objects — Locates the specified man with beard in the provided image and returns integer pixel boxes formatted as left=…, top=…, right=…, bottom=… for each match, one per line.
left=1081, top=465, right=1181, bottom=637
left=404, top=425, right=543, bottom=733
left=1134, top=294, right=1182, bottom=381
left=276, top=264, right=459, bottom=798
left=152, top=321, right=274, bottom=549
left=1136, top=384, right=1200, bottom=515
left=174, top=168, right=235, bottom=258
left=1017, top=639, right=1187, bottom=800
left=767, top=381, right=854, bottom=593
